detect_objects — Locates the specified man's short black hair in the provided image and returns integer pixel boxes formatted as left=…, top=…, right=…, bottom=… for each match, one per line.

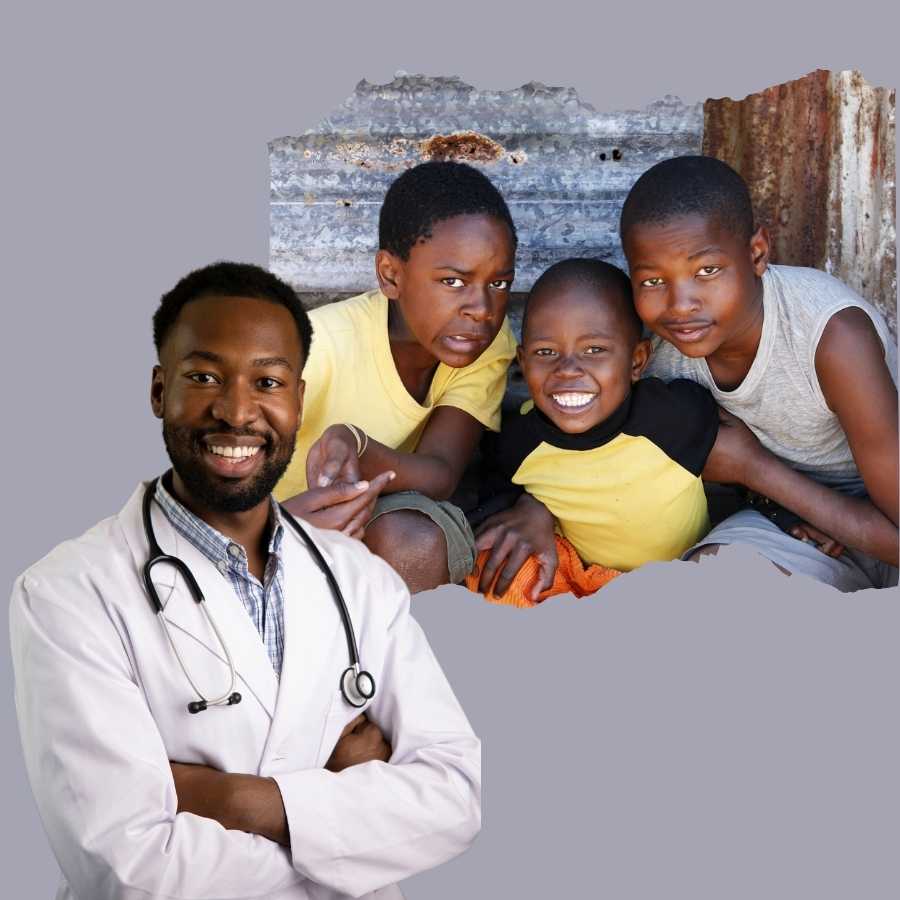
left=619, top=155, right=755, bottom=243
left=523, top=258, right=642, bottom=344
left=378, top=160, right=518, bottom=260
left=153, top=261, right=313, bottom=362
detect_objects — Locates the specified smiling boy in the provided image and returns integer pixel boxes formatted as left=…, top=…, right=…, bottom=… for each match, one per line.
left=474, top=258, right=719, bottom=591
left=621, top=155, right=898, bottom=589
left=275, top=161, right=517, bottom=592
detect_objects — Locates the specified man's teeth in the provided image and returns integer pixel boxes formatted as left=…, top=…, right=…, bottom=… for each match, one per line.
left=552, top=393, right=596, bottom=408
left=207, top=445, right=261, bottom=459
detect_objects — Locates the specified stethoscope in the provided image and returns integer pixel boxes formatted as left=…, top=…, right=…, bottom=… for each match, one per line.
left=141, top=476, right=375, bottom=714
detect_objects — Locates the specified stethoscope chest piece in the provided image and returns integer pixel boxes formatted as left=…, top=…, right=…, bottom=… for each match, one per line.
left=341, top=665, right=376, bottom=708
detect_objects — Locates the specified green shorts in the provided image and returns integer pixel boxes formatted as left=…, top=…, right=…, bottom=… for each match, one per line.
left=368, top=491, right=477, bottom=584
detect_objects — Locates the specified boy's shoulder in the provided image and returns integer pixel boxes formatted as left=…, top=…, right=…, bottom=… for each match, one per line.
left=765, top=264, right=891, bottom=335
left=766, top=263, right=865, bottom=311
left=768, top=262, right=859, bottom=293
left=309, top=289, right=385, bottom=337
left=765, top=264, right=896, bottom=373
left=625, top=378, right=719, bottom=477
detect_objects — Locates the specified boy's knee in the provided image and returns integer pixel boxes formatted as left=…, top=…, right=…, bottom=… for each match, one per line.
left=685, top=543, right=722, bottom=562
left=364, top=511, right=450, bottom=593
left=686, top=541, right=792, bottom=576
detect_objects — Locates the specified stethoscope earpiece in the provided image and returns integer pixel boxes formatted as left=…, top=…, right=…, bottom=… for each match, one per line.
left=187, top=692, right=239, bottom=715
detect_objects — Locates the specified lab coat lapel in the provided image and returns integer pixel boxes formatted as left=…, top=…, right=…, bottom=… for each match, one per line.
left=167, top=540, right=280, bottom=717
left=120, top=483, right=279, bottom=718
left=265, top=525, right=345, bottom=762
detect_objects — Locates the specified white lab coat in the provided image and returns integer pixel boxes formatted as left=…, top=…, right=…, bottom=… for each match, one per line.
left=10, top=483, right=481, bottom=900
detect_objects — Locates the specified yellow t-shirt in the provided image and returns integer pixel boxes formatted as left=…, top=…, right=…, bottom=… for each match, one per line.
left=275, top=290, right=517, bottom=499
left=484, top=378, right=719, bottom=572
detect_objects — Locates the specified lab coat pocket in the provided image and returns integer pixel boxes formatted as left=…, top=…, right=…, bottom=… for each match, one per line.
left=314, top=688, right=370, bottom=768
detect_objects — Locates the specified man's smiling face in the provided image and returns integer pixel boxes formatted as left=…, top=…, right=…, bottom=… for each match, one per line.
left=151, top=295, right=305, bottom=513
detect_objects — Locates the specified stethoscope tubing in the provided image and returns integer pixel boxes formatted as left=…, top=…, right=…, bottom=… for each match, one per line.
left=141, top=476, right=374, bottom=713
left=277, top=504, right=362, bottom=666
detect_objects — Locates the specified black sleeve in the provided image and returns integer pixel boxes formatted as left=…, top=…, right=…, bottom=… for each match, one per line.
left=468, top=410, right=539, bottom=527
left=626, top=378, right=719, bottom=475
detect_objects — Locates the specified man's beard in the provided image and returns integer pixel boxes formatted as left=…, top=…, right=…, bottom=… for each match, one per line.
left=162, top=423, right=295, bottom=513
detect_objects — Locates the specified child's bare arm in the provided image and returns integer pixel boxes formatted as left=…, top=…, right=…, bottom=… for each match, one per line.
left=705, top=410, right=899, bottom=566
left=815, top=307, right=898, bottom=528
left=311, top=406, right=484, bottom=501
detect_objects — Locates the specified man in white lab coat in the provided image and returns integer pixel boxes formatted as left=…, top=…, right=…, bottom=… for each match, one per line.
left=9, top=262, right=481, bottom=899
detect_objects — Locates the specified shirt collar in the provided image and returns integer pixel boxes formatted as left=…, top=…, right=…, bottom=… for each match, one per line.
left=529, top=387, right=634, bottom=451
left=155, top=473, right=285, bottom=568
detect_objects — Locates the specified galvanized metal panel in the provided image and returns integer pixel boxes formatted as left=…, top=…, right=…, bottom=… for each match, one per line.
left=270, top=74, right=704, bottom=301
left=271, top=70, right=894, bottom=342
left=826, top=71, right=896, bottom=336
left=704, top=69, right=896, bottom=336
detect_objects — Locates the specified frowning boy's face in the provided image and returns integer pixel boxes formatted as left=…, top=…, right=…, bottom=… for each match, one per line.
left=623, top=213, right=769, bottom=360
left=377, top=213, right=516, bottom=368
left=519, top=284, right=650, bottom=434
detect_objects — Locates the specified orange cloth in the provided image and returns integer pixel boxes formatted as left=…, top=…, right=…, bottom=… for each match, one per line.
left=465, top=535, right=622, bottom=608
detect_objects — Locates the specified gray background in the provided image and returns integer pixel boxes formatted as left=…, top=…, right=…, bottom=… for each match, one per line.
left=2, top=2, right=898, bottom=898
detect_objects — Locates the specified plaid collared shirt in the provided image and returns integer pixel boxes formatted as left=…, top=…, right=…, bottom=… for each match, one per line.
left=155, top=479, right=286, bottom=676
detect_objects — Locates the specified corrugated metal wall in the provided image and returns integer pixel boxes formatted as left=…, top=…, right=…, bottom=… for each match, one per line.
left=704, top=69, right=896, bottom=336
left=270, top=74, right=703, bottom=309
left=270, top=70, right=896, bottom=338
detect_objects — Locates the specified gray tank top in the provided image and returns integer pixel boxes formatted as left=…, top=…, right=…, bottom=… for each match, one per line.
left=643, top=264, right=898, bottom=488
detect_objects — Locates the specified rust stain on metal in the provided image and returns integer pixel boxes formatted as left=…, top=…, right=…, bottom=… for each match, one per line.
left=270, top=70, right=891, bottom=338
left=420, top=130, right=505, bottom=163
left=704, top=70, right=832, bottom=270
left=704, top=69, right=896, bottom=336
left=270, top=75, right=703, bottom=295
left=330, top=138, right=411, bottom=172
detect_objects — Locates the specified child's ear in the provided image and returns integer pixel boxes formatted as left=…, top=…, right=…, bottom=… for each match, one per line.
left=375, top=249, right=403, bottom=300
left=749, top=226, right=770, bottom=276
left=515, top=344, right=525, bottom=369
left=630, top=338, right=652, bottom=382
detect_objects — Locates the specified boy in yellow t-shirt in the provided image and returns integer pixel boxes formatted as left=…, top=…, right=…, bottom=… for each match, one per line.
left=471, top=258, right=719, bottom=603
left=275, top=161, right=518, bottom=592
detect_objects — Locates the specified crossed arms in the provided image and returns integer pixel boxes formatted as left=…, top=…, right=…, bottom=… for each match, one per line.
left=169, top=713, right=391, bottom=847
left=11, top=560, right=480, bottom=900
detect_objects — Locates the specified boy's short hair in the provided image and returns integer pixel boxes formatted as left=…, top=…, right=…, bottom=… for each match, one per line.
left=153, top=261, right=313, bottom=361
left=379, top=161, right=518, bottom=260
left=523, top=258, right=642, bottom=344
left=619, top=155, right=755, bottom=243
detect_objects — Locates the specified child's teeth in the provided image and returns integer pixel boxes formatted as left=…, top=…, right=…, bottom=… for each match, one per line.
left=552, top=393, right=595, bottom=407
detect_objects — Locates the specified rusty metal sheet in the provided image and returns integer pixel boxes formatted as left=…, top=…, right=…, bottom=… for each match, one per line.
left=704, top=69, right=896, bottom=336
left=826, top=71, right=896, bottom=336
left=270, top=74, right=704, bottom=299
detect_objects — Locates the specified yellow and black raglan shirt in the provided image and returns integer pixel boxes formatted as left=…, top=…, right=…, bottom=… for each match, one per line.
left=484, top=378, right=719, bottom=572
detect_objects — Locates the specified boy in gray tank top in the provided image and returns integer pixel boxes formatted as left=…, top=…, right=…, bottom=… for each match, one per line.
left=616, top=155, right=897, bottom=591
